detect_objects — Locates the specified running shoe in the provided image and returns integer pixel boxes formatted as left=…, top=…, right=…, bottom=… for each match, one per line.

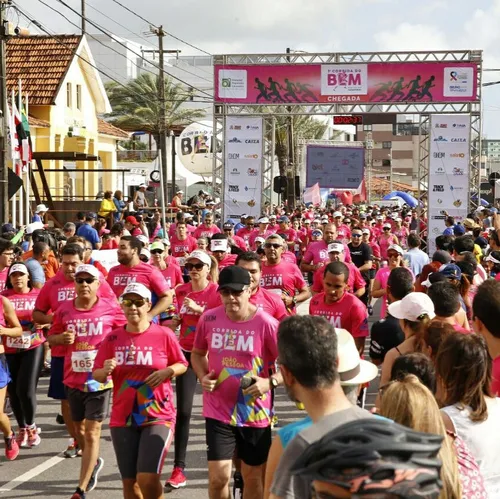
left=27, top=426, right=41, bottom=447
left=56, top=413, right=65, bottom=425
left=4, top=432, right=19, bottom=461
left=233, top=471, right=244, bottom=499
left=64, top=438, right=80, bottom=458
left=368, top=305, right=374, bottom=316
left=86, top=457, right=104, bottom=492
left=70, top=487, right=85, bottom=499
left=16, top=427, right=28, bottom=448
left=166, top=466, right=187, bottom=489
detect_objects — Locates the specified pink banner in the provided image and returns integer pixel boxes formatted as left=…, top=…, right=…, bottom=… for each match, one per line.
left=215, top=62, right=478, bottom=104
left=303, top=183, right=321, bottom=205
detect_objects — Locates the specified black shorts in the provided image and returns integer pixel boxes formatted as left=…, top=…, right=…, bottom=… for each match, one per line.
left=111, top=425, right=173, bottom=479
left=48, top=356, right=66, bottom=400
left=205, top=418, right=271, bottom=466
left=65, top=387, right=111, bottom=422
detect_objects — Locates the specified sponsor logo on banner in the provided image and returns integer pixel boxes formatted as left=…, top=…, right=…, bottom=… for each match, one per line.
left=245, top=139, right=259, bottom=143
left=453, top=123, right=467, bottom=128
left=247, top=168, right=258, bottom=176
left=246, top=125, right=260, bottom=131
left=312, top=164, right=324, bottom=171
left=451, top=138, right=466, bottom=142
left=230, top=125, right=242, bottom=130
left=228, top=153, right=240, bottom=160
left=444, top=67, right=474, bottom=97
left=433, top=185, right=444, bottom=192
left=244, top=154, right=259, bottom=159
left=435, top=123, right=448, bottom=128
left=450, top=153, right=465, bottom=158
left=229, top=137, right=242, bottom=143
left=434, top=136, right=448, bottom=142
left=229, top=185, right=240, bottom=192
left=229, top=168, right=240, bottom=176
left=321, top=64, right=368, bottom=96
left=433, top=152, right=445, bottom=158
left=450, top=185, right=464, bottom=191
left=219, top=69, right=247, bottom=99
left=453, top=167, right=465, bottom=175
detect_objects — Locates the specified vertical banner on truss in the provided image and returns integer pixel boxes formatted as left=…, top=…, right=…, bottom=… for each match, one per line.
left=224, top=117, right=263, bottom=219
left=427, top=114, right=471, bottom=254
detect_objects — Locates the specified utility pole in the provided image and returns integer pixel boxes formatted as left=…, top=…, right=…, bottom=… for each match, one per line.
left=286, top=47, right=296, bottom=209
left=0, top=1, right=10, bottom=223
left=365, top=131, right=373, bottom=203
left=81, top=0, right=86, bottom=34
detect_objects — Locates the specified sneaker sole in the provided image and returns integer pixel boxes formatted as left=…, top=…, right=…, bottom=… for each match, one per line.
left=167, top=481, right=187, bottom=489
left=86, top=458, right=104, bottom=492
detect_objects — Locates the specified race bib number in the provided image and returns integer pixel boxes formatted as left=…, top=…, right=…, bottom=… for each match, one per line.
left=176, top=257, right=186, bottom=267
left=71, top=350, right=98, bottom=373
left=6, top=333, right=31, bottom=349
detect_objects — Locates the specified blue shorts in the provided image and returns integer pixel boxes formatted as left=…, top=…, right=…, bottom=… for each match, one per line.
left=0, top=353, right=10, bottom=389
left=48, top=356, right=66, bottom=400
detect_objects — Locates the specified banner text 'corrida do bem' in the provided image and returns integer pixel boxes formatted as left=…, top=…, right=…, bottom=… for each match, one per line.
left=215, top=62, right=479, bottom=104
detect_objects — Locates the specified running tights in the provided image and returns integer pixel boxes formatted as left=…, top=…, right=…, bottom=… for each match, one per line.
left=174, top=351, right=198, bottom=470
left=6, top=344, right=44, bottom=427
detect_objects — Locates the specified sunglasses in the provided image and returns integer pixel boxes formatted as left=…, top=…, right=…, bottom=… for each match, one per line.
left=220, top=288, right=246, bottom=297
left=351, top=234, right=362, bottom=238
left=151, top=249, right=164, bottom=255
left=387, top=252, right=400, bottom=258
left=265, top=243, right=282, bottom=249
left=185, top=262, right=206, bottom=271
left=121, top=298, right=148, bottom=308
left=75, top=277, right=97, bottom=285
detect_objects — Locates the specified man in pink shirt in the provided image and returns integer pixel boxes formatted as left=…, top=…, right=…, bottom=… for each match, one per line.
left=191, top=266, right=282, bottom=498
left=223, top=222, right=247, bottom=251
left=309, top=261, right=369, bottom=355
left=193, top=212, right=221, bottom=239
left=268, top=214, right=279, bottom=233
left=261, top=234, right=311, bottom=314
left=107, top=236, right=172, bottom=320
left=277, top=216, right=298, bottom=251
left=48, top=264, right=126, bottom=498
left=236, top=216, right=257, bottom=246
left=332, top=211, right=351, bottom=243
left=170, top=221, right=198, bottom=268
left=249, top=217, right=274, bottom=250
left=210, top=235, right=237, bottom=271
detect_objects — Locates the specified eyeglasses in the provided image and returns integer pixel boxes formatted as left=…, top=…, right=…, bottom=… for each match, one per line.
left=351, top=234, right=362, bottom=238
left=185, top=262, right=206, bottom=271
left=121, top=298, right=148, bottom=308
left=75, top=277, right=97, bottom=285
left=220, top=288, right=246, bottom=297
left=265, top=243, right=282, bottom=249
left=151, top=249, right=164, bottom=255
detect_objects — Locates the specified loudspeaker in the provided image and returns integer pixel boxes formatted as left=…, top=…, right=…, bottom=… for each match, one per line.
left=273, top=176, right=287, bottom=194
left=8, top=169, right=23, bottom=200
left=295, top=176, right=300, bottom=197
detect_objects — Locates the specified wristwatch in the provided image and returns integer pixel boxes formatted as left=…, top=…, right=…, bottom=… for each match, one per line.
left=270, top=376, right=279, bottom=390
left=291, top=296, right=297, bottom=306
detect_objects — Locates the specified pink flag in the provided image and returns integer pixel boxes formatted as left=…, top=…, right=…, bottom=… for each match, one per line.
left=303, top=183, right=321, bottom=206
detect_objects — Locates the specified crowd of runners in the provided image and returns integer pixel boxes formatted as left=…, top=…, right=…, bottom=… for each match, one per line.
left=0, top=199, right=500, bottom=499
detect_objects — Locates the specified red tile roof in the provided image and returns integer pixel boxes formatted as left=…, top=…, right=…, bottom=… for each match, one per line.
left=98, top=119, right=130, bottom=139
left=6, top=35, right=82, bottom=105
left=28, top=115, right=50, bottom=128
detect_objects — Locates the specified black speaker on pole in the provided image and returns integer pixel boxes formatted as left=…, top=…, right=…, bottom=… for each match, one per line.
left=273, top=176, right=287, bottom=194
left=295, top=176, right=300, bottom=198
left=8, top=169, right=23, bottom=200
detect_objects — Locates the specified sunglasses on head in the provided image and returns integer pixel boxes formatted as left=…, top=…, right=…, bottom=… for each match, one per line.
left=121, top=298, right=148, bottom=308
left=75, top=277, right=97, bottom=285
left=220, top=288, right=246, bottom=297
left=185, top=262, right=206, bottom=271
left=265, top=243, right=282, bottom=249
left=151, top=249, right=163, bottom=255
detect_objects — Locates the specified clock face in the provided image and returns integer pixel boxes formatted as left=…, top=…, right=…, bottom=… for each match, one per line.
left=333, top=115, right=363, bottom=125
left=150, top=170, right=161, bottom=182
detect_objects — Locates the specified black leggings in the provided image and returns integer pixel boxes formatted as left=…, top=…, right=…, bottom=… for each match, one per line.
left=6, top=344, right=44, bottom=427
left=174, top=351, right=198, bottom=469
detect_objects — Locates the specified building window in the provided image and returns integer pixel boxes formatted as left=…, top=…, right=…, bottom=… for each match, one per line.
left=382, top=141, right=392, bottom=149
left=382, top=159, right=392, bottom=167
left=66, top=82, right=72, bottom=108
left=76, top=85, right=82, bottom=110
left=363, top=124, right=372, bottom=131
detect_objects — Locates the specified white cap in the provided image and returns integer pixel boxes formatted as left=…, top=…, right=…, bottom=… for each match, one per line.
left=388, top=244, right=404, bottom=255
left=395, top=217, right=402, bottom=222
left=388, top=292, right=436, bottom=322
left=9, top=263, right=28, bottom=275
left=333, top=211, right=342, bottom=218
left=183, top=213, right=194, bottom=219
left=362, top=228, right=371, bottom=235
left=36, top=204, right=49, bottom=213
left=313, top=219, right=322, bottom=224
left=139, top=183, right=147, bottom=188
left=328, top=243, right=344, bottom=253
left=376, top=215, right=383, bottom=220
left=176, top=189, right=184, bottom=194
left=486, top=254, right=500, bottom=264
left=337, top=329, right=379, bottom=386
left=26, top=222, right=44, bottom=234
left=255, top=236, right=266, bottom=244
left=258, top=217, right=269, bottom=224
left=162, top=237, right=170, bottom=246
left=121, top=282, right=152, bottom=301
left=140, top=248, right=151, bottom=260
left=269, top=214, right=277, bottom=219
left=137, top=235, right=149, bottom=245
left=211, top=239, right=229, bottom=252
left=186, top=250, right=212, bottom=267
left=75, top=264, right=100, bottom=279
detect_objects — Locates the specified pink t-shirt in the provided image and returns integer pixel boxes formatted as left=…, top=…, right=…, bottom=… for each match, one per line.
left=193, top=306, right=279, bottom=427
left=230, top=235, right=248, bottom=251
left=193, top=224, right=221, bottom=239
left=170, top=235, right=198, bottom=266
left=49, top=297, right=126, bottom=392
left=1, top=289, right=45, bottom=353
left=206, top=287, right=288, bottom=321
left=394, top=227, right=409, bottom=248
left=94, top=324, right=188, bottom=428
left=107, top=262, right=169, bottom=299
left=491, top=356, right=500, bottom=397
left=279, top=228, right=298, bottom=244
left=311, top=262, right=365, bottom=295
left=34, top=271, right=115, bottom=357
left=375, top=266, right=415, bottom=318
left=176, top=282, right=219, bottom=352
left=335, top=224, right=351, bottom=243
left=309, top=292, right=369, bottom=338
left=216, top=254, right=237, bottom=271
left=0, top=268, right=8, bottom=292
left=249, top=230, right=274, bottom=250
left=282, top=251, right=298, bottom=265
left=379, top=234, right=398, bottom=260
left=303, top=241, right=352, bottom=266
left=236, top=228, right=256, bottom=245
left=169, top=223, right=196, bottom=238
left=159, top=264, right=183, bottom=289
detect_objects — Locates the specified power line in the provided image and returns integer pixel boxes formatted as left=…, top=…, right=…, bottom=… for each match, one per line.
left=52, top=0, right=213, bottom=96
left=109, top=0, right=212, bottom=56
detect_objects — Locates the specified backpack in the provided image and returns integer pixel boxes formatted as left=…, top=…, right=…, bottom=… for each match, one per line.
left=186, top=195, right=197, bottom=207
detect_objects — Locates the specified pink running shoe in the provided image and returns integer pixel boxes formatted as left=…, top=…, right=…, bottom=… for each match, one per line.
left=4, top=432, right=20, bottom=460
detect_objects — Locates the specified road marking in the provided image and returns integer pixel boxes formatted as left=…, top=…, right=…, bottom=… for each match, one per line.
left=0, top=454, right=65, bottom=493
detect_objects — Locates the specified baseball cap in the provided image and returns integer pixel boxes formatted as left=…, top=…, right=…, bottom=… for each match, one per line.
left=1, top=223, right=14, bottom=233
left=383, top=223, right=392, bottom=229
left=87, top=212, right=97, bottom=219
left=255, top=236, right=266, bottom=244
left=218, top=265, right=251, bottom=292
left=453, top=224, right=466, bottom=236
left=183, top=213, right=194, bottom=220
left=120, top=282, right=152, bottom=301
left=359, top=213, right=367, bottom=220
left=333, top=211, right=342, bottom=218
left=279, top=216, right=290, bottom=223
left=485, top=252, right=500, bottom=264
left=162, top=237, right=170, bottom=246
left=139, top=183, right=147, bottom=188
left=9, top=263, right=28, bottom=275
left=137, top=235, right=149, bottom=245
left=35, top=204, right=49, bottom=213
left=25, top=222, right=45, bottom=234
left=439, top=263, right=462, bottom=280
left=223, top=221, right=234, bottom=230
left=303, top=219, right=311, bottom=224
left=312, top=229, right=323, bottom=237
left=376, top=215, right=383, bottom=220
left=388, top=244, right=404, bottom=255
left=74, top=264, right=100, bottom=279
left=211, top=239, right=228, bottom=252
left=388, top=292, right=436, bottom=322
left=150, top=242, right=165, bottom=252
left=313, top=219, right=322, bottom=224
left=269, top=214, right=277, bottom=219
left=328, top=243, right=344, bottom=253
left=258, top=217, right=270, bottom=224
left=125, top=216, right=139, bottom=226
left=186, top=250, right=212, bottom=267
left=140, top=248, right=151, bottom=260
left=176, top=189, right=184, bottom=194
left=362, top=228, right=371, bottom=235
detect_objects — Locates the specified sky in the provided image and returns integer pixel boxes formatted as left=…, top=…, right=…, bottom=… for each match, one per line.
left=12, top=0, right=500, bottom=137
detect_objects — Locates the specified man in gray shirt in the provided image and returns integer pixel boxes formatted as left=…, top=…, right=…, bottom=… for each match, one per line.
left=404, top=233, right=429, bottom=277
left=267, top=317, right=375, bottom=499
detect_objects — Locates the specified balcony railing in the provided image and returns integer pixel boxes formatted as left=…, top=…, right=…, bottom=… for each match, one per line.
left=117, top=150, right=158, bottom=162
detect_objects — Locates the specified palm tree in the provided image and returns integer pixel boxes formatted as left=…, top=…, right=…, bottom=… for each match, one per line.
left=104, top=73, right=205, bottom=147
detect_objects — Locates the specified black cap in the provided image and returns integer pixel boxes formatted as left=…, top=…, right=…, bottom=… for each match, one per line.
left=218, top=266, right=250, bottom=292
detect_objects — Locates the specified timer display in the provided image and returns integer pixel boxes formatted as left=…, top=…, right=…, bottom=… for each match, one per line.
left=333, top=115, right=364, bottom=125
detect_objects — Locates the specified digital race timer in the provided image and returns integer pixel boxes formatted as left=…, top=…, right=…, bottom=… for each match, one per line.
left=333, top=115, right=364, bottom=125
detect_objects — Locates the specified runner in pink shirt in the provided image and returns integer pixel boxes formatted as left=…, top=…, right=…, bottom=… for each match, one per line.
left=170, top=221, right=198, bottom=268
left=193, top=213, right=221, bottom=239
left=48, top=264, right=126, bottom=498
left=379, top=224, right=400, bottom=260
left=248, top=217, right=274, bottom=250
left=332, top=211, right=351, bottom=243
left=277, top=216, right=298, bottom=251
left=236, top=216, right=257, bottom=246
left=93, top=282, right=187, bottom=499
left=261, top=234, right=310, bottom=315
left=192, top=266, right=282, bottom=496
left=268, top=215, right=279, bottom=233
left=309, top=261, right=369, bottom=354
left=394, top=218, right=409, bottom=249
left=222, top=222, right=247, bottom=251
left=149, top=241, right=183, bottom=289
left=210, top=236, right=237, bottom=271
left=0, top=240, right=15, bottom=292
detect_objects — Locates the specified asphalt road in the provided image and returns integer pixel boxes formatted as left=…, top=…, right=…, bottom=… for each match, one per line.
left=0, top=299, right=380, bottom=498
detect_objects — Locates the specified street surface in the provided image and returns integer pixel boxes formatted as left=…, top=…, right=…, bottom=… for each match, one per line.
left=0, top=300, right=380, bottom=498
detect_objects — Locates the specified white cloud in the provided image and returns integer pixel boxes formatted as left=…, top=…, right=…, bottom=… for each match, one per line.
left=374, top=23, right=449, bottom=51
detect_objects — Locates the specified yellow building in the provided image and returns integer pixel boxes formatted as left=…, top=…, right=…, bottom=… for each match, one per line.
left=6, top=34, right=129, bottom=202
